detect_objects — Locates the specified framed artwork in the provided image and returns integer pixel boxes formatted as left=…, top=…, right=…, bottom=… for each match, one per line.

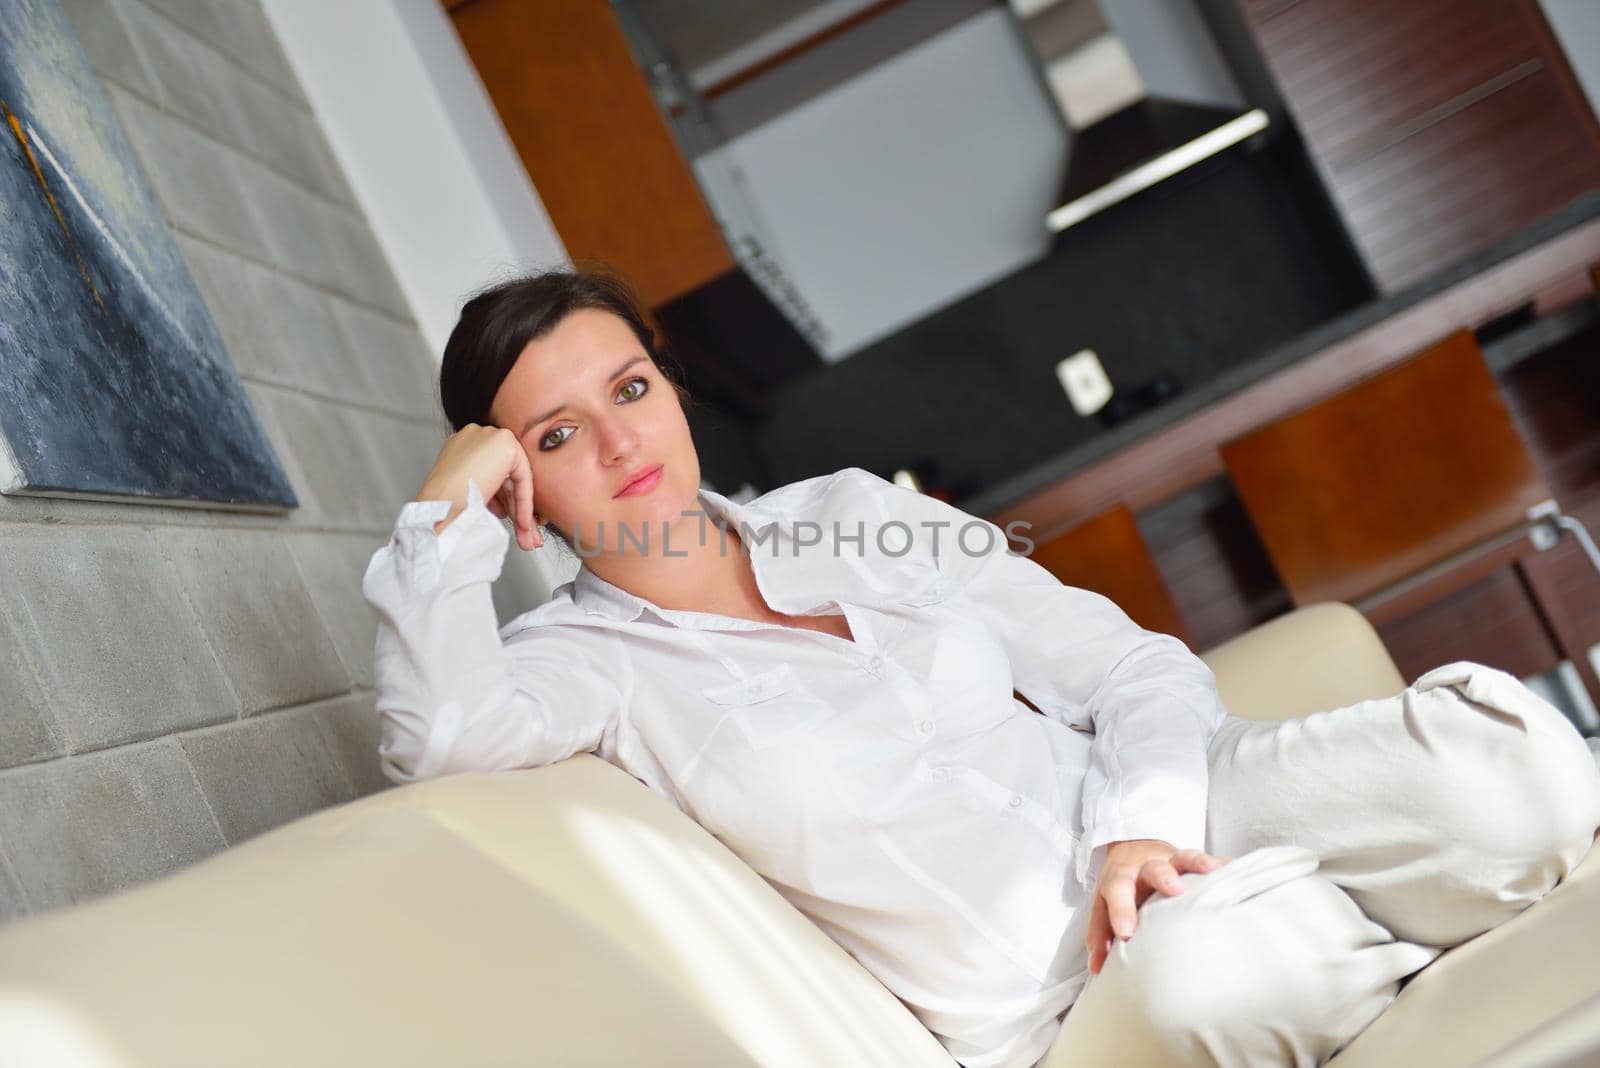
left=0, top=0, right=296, bottom=511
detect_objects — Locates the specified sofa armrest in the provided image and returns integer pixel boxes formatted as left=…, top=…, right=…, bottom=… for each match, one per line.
left=1200, top=603, right=1407, bottom=722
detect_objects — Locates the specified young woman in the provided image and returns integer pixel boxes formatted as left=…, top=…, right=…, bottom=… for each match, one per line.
left=363, top=269, right=1600, bottom=1068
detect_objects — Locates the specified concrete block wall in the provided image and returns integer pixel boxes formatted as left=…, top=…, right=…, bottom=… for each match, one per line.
left=0, top=0, right=549, bottom=921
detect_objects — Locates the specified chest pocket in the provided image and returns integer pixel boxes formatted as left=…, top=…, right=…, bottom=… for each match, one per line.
left=701, top=663, right=842, bottom=751
left=925, top=615, right=1017, bottom=734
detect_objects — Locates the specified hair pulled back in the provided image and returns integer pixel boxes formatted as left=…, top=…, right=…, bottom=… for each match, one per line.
left=439, top=267, right=687, bottom=431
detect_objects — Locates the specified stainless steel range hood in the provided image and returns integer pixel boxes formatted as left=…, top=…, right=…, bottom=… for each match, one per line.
left=1011, top=0, right=1269, bottom=233
left=1046, top=98, right=1268, bottom=232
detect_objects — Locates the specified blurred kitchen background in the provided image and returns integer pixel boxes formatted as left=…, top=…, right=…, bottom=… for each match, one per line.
left=382, top=0, right=1600, bottom=726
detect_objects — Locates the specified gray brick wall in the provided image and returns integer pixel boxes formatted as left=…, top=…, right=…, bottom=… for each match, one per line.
left=0, top=0, right=548, bottom=920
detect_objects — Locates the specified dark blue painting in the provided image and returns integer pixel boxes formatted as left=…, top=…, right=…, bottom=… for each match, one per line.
left=0, top=0, right=295, bottom=511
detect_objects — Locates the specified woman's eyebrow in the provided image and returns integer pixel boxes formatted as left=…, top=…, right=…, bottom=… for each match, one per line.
left=519, top=355, right=648, bottom=435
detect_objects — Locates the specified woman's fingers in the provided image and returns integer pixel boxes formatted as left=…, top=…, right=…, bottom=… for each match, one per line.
left=1090, top=934, right=1111, bottom=974
left=1103, top=872, right=1138, bottom=941
left=1171, top=850, right=1229, bottom=873
left=1112, top=858, right=1201, bottom=941
left=1142, top=858, right=1186, bottom=899
left=1084, top=894, right=1111, bottom=974
left=1081, top=848, right=1238, bottom=975
left=509, top=448, right=540, bottom=551
left=484, top=469, right=542, bottom=552
left=1105, top=863, right=1178, bottom=945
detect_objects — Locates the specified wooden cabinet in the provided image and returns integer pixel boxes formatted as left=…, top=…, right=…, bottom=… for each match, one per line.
left=447, top=0, right=733, bottom=308
left=1237, top=0, right=1600, bottom=292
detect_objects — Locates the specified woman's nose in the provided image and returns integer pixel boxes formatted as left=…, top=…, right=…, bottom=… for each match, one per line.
left=595, top=414, right=640, bottom=464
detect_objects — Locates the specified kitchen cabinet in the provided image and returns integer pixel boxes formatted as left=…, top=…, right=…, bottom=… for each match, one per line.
left=1236, top=0, right=1600, bottom=292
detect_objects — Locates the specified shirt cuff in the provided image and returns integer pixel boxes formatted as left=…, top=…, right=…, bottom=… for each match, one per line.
left=395, top=478, right=499, bottom=566
left=1073, top=808, right=1209, bottom=890
left=385, top=478, right=508, bottom=593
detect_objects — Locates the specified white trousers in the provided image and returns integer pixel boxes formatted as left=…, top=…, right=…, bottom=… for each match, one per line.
left=1041, top=661, right=1600, bottom=1067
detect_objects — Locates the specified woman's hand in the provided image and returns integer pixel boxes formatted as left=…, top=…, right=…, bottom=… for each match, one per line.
left=1085, top=839, right=1229, bottom=974
left=414, top=424, right=542, bottom=551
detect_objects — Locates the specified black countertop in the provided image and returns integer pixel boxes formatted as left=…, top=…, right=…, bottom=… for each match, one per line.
left=957, top=191, right=1600, bottom=518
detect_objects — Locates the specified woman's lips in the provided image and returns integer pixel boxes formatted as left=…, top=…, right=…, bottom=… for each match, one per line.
left=615, top=464, right=664, bottom=498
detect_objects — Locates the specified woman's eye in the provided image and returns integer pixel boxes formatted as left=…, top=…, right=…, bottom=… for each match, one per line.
left=536, top=378, right=647, bottom=451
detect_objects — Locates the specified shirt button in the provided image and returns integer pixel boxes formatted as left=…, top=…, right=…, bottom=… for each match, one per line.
left=867, top=655, right=884, bottom=674
left=918, top=720, right=934, bottom=736
left=931, top=766, right=951, bottom=782
left=1008, top=795, right=1023, bottom=808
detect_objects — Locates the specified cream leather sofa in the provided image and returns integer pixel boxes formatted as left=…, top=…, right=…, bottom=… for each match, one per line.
left=0, top=604, right=1594, bottom=1067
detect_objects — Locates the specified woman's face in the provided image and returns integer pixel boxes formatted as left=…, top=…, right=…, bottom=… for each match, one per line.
left=488, top=307, right=701, bottom=549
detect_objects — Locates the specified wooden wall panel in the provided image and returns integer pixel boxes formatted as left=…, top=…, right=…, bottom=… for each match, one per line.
left=449, top=0, right=733, bottom=308
left=1333, top=69, right=1600, bottom=291
left=1375, top=565, right=1564, bottom=683
left=1136, top=479, right=1290, bottom=653
left=1251, top=2, right=1537, bottom=165
left=1239, top=0, right=1600, bottom=293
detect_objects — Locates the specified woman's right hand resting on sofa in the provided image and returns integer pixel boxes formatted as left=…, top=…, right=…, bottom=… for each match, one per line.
left=415, top=424, right=543, bottom=551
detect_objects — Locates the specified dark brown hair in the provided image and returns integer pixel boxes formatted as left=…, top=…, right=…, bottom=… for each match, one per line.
left=439, top=266, right=690, bottom=431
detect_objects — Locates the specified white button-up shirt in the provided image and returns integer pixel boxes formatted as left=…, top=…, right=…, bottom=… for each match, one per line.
left=362, top=467, right=1228, bottom=1068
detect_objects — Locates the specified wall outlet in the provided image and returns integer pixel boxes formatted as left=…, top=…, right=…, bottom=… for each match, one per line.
left=1056, top=349, right=1114, bottom=416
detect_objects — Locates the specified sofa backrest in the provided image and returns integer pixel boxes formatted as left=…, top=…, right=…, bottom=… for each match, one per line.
left=1202, top=603, right=1407, bottom=721
left=0, top=758, right=955, bottom=1067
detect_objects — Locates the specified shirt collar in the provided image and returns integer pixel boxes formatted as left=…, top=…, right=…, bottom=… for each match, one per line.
left=570, top=484, right=786, bottom=624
